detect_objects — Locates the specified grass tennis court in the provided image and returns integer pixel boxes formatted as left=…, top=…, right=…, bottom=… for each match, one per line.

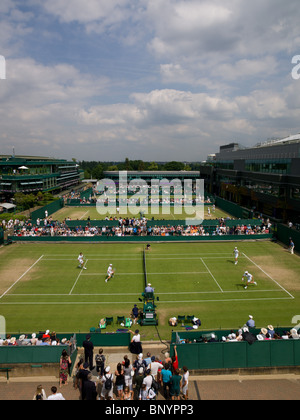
left=51, top=205, right=232, bottom=221
left=0, top=240, right=299, bottom=340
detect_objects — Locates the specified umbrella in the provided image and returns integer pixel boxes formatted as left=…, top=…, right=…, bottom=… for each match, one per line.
left=18, top=166, right=29, bottom=170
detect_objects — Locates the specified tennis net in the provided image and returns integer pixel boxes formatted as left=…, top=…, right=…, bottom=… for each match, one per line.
left=143, top=249, right=148, bottom=288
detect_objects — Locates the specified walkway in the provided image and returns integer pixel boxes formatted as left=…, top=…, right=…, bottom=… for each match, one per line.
left=1, top=342, right=300, bottom=400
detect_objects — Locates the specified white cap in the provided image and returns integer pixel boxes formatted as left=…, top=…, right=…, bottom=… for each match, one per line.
left=105, top=366, right=110, bottom=372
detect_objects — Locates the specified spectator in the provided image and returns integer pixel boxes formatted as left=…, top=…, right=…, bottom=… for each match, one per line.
left=30, top=333, right=38, bottom=346
left=78, top=362, right=90, bottom=400
left=42, top=330, right=50, bottom=340
left=73, top=358, right=84, bottom=390
left=163, top=352, right=172, bottom=371
left=59, top=349, right=71, bottom=388
left=267, top=325, right=275, bottom=338
left=139, top=384, right=148, bottom=400
left=84, top=373, right=97, bottom=400
left=133, top=353, right=147, bottom=376
left=122, top=385, right=134, bottom=401
left=134, top=367, right=145, bottom=399
left=144, top=352, right=152, bottom=366
left=148, top=356, right=163, bottom=381
left=32, top=385, right=47, bottom=400
left=290, top=328, right=300, bottom=339
left=181, top=366, right=189, bottom=400
left=95, top=348, right=106, bottom=378
left=47, top=386, right=65, bottom=400
left=161, top=363, right=172, bottom=399
left=169, top=368, right=182, bottom=400
left=171, top=345, right=179, bottom=373
left=100, top=366, right=114, bottom=400
left=123, top=358, right=134, bottom=390
left=142, top=369, right=153, bottom=392
left=115, top=362, right=125, bottom=399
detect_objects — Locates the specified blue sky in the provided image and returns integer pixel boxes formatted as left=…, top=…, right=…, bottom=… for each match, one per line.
left=0, top=0, right=300, bottom=161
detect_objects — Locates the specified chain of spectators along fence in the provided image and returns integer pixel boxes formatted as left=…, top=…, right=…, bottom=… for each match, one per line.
left=8, top=216, right=272, bottom=238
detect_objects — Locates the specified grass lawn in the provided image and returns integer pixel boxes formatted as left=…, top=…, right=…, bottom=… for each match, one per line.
left=0, top=240, right=299, bottom=341
left=51, top=205, right=232, bottom=222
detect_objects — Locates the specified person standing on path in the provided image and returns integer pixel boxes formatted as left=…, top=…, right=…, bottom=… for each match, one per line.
left=82, top=334, right=94, bottom=371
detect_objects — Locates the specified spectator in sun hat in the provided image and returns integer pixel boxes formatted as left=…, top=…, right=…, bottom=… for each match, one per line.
left=290, top=328, right=300, bottom=339
left=16, top=334, right=26, bottom=346
left=260, top=328, right=268, bottom=338
left=267, top=325, right=275, bottom=338
left=30, top=333, right=38, bottom=346
left=246, top=315, right=255, bottom=328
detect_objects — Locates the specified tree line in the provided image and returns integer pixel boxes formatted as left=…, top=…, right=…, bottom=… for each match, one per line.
left=79, top=158, right=202, bottom=180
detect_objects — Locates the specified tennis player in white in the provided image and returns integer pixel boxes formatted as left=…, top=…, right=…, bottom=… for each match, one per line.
left=78, top=253, right=87, bottom=270
left=105, top=264, right=115, bottom=283
left=233, top=247, right=239, bottom=265
left=242, top=271, right=257, bottom=289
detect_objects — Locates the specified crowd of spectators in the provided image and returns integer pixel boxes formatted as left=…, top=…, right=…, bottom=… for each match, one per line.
left=175, top=315, right=300, bottom=345
left=0, top=330, right=71, bottom=347
left=11, top=216, right=271, bottom=238
left=72, top=345, right=188, bottom=401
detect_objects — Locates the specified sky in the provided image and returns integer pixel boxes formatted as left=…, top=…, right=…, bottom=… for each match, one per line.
left=0, top=0, right=300, bottom=162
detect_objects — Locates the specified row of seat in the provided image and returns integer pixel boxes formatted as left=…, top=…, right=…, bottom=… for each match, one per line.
left=89, top=316, right=128, bottom=332
left=89, top=315, right=197, bottom=332
left=178, top=315, right=195, bottom=324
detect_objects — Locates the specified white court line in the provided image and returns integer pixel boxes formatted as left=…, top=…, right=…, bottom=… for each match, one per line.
left=69, top=259, right=88, bottom=295
left=0, top=255, right=44, bottom=300
left=242, top=252, right=295, bottom=299
left=42, top=253, right=239, bottom=257
left=200, top=258, right=223, bottom=292
left=44, top=258, right=142, bottom=261
left=5, top=289, right=288, bottom=297
left=80, top=271, right=209, bottom=276
left=80, top=211, right=90, bottom=220
left=0, top=297, right=293, bottom=305
left=43, top=256, right=247, bottom=261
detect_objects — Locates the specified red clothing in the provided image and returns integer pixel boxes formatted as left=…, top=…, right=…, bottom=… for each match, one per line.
left=172, top=356, right=178, bottom=372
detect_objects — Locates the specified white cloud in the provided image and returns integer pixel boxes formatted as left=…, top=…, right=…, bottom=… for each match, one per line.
left=0, top=0, right=300, bottom=161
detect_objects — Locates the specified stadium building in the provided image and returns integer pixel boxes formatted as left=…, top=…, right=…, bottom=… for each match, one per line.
left=0, top=155, right=84, bottom=199
left=201, top=134, right=300, bottom=221
left=103, top=170, right=201, bottom=185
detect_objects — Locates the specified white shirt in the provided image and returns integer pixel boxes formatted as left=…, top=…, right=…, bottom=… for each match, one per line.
left=107, top=266, right=113, bottom=275
left=132, top=334, right=141, bottom=342
left=47, top=393, right=65, bottom=400
left=143, top=375, right=153, bottom=391
left=243, top=272, right=253, bottom=282
left=182, top=371, right=189, bottom=387
left=149, top=361, right=163, bottom=377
